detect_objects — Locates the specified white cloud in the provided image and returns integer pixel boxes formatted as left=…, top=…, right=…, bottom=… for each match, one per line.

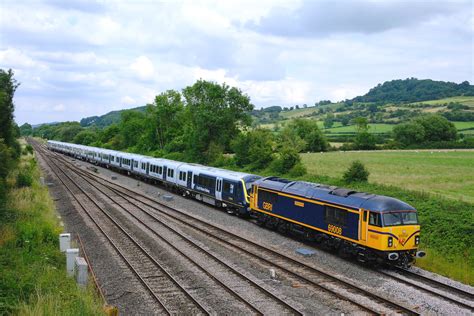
left=1, top=0, right=471, bottom=125
left=121, top=96, right=136, bottom=105
left=129, top=56, right=155, bottom=81
left=53, top=103, right=65, bottom=112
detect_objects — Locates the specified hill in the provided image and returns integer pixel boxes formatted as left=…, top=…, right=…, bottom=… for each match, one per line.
left=352, top=78, right=474, bottom=103
left=80, top=105, right=147, bottom=127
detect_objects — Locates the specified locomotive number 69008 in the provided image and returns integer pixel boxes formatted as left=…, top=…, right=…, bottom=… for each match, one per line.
left=328, top=224, right=342, bottom=235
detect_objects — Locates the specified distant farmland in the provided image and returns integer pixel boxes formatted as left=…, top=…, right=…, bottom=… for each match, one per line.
left=301, top=150, right=474, bottom=202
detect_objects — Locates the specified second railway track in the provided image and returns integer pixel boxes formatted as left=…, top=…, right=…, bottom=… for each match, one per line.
left=34, top=140, right=425, bottom=315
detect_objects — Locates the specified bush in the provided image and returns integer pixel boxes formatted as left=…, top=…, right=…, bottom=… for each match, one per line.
left=343, top=160, right=369, bottom=183
left=270, top=146, right=301, bottom=174
left=288, top=161, right=307, bottom=177
left=22, top=144, right=33, bottom=155
left=16, top=170, right=33, bottom=188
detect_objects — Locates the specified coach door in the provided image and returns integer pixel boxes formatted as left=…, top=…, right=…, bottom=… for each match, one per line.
left=187, top=171, right=193, bottom=188
left=360, top=209, right=368, bottom=242
left=146, top=162, right=150, bottom=175
left=163, top=166, right=167, bottom=181
left=215, top=178, right=223, bottom=200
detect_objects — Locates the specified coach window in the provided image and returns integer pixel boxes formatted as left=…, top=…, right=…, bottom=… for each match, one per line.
left=369, top=212, right=382, bottom=227
left=224, top=182, right=235, bottom=194
left=325, top=206, right=347, bottom=226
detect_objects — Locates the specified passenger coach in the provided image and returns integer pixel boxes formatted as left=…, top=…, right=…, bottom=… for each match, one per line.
left=47, top=140, right=261, bottom=215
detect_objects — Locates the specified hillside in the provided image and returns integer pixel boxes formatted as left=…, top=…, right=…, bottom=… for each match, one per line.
left=79, top=105, right=147, bottom=127
left=352, top=78, right=473, bottom=103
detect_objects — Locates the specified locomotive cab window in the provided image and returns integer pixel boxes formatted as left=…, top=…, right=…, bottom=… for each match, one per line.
left=382, top=212, right=418, bottom=226
left=325, top=206, right=347, bottom=226
left=369, top=212, right=382, bottom=227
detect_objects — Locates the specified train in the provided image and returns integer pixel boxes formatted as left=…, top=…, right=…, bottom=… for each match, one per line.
left=47, top=140, right=425, bottom=267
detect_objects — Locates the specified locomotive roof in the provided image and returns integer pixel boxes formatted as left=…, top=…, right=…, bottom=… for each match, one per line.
left=256, top=177, right=415, bottom=212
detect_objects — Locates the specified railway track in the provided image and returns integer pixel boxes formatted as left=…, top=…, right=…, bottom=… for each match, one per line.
left=33, top=142, right=209, bottom=315
left=35, top=140, right=421, bottom=315
left=379, top=268, right=474, bottom=311
left=33, top=142, right=304, bottom=315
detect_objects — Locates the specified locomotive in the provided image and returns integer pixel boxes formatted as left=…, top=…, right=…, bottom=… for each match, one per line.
left=250, top=177, right=425, bottom=267
left=47, top=140, right=425, bottom=267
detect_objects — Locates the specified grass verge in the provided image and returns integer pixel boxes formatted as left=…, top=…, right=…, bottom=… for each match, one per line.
left=0, top=150, right=104, bottom=315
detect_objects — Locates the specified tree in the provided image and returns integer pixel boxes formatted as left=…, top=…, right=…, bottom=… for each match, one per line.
left=0, top=69, right=19, bottom=147
left=353, top=131, right=376, bottom=150
left=19, top=123, right=32, bottom=136
left=353, top=117, right=369, bottom=132
left=182, top=80, right=253, bottom=163
left=73, top=129, right=98, bottom=145
left=57, top=123, right=83, bottom=142
left=287, top=119, right=328, bottom=152
left=118, top=111, right=146, bottom=149
left=413, top=115, right=457, bottom=142
left=323, top=113, right=334, bottom=129
left=232, top=129, right=274, bottom=170
left=149, top=90, right=184, bottom=150
left=393, top=122, right=425, bottom=146
left=341, top=116, right=350, bottom=126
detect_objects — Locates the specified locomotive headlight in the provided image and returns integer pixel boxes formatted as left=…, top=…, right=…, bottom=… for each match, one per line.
left=415, top=236, right=420, bottom=245
left=388, top=237, right=393, bottom=247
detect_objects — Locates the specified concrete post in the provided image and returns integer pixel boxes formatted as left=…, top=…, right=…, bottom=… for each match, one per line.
left=75, top=257, right=88, bottom=286
left=66, top=248, right=79, bottom=276
left=59, top=233, right=71, bottom=252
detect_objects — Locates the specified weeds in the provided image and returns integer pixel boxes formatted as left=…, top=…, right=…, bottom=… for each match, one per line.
left=0, top=153, right=104, bottom=315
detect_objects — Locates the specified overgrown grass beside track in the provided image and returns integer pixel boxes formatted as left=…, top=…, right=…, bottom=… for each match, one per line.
left=0, top=149, right=103, bottom=315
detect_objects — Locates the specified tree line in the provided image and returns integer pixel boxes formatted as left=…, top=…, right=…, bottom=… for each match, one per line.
left=26, top=80, right=332, bottom=176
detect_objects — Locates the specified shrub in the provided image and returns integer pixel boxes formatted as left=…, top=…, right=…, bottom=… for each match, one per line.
left=16, top=170, right=33, bottom=188
left=288, top=161, right=307, bottom=177
left=270, top=146, right=301, bottom=174
left=343, top=160, right=369, bottom=183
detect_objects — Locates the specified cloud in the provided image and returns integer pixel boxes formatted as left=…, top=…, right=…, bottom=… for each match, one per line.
left=44, top=0, right=106, bottom=13
left=121, top=96, right=136, bottom=105
left=246, top=0, right=469, bottom=37
left=129, top=56, right=155, bottom=81
left=1, top=0, right=471, bottom=125
left=53, top=103, right=65, bottom=112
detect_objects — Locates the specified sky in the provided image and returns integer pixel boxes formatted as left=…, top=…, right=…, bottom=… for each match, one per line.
left=0, top=0, right=472, bottom=125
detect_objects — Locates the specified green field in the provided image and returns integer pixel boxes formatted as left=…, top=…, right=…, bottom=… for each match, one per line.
left=416, top=96, right=474, bottom=107
left=301, top=150, right=474, bottom=202
left=324, top=123, right=394, bottom=134
left=453, top=121, right=474, bottom=130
